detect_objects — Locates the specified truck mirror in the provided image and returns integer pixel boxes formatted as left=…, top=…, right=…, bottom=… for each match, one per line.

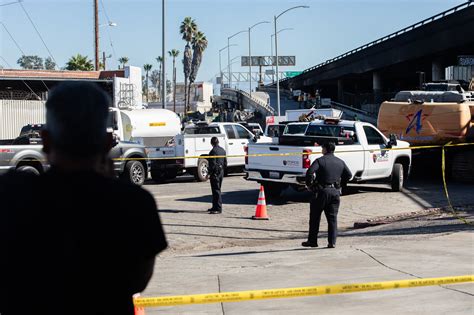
left=387, top=134, right=398, bottom=148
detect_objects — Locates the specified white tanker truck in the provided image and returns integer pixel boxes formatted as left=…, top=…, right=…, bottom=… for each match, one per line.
left=109, top=108, right=182, bottom=147
left=108, top=108, right=182, bottom=180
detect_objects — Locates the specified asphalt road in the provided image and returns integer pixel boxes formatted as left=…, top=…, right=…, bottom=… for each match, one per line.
left=140, top=175, right=473, bottom=314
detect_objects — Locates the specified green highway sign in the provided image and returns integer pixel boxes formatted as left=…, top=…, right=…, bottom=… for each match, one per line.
left=284, top=71, right=303, bottom=78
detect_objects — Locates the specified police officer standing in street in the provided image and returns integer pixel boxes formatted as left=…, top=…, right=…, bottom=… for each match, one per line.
left=302, top=142, right=352, bottom=248
left=207, top=137, right=227, bottom=214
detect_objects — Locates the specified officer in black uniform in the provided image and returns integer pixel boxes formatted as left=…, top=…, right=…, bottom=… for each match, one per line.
left=207, top=137, right=227, bottom=214
left=302, top=141, right=352, bottom=248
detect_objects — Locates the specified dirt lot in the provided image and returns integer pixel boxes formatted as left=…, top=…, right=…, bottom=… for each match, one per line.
left=141, top=174, right=473, bottom=314
left=144, top=174, right=474, bottom=256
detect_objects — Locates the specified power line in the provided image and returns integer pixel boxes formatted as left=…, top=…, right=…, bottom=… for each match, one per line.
left=0, top=0, right=21, bottom=7
left=99, top=0, right=117, bottom=67
left=0, top=55, right=42, bottom=100
left=0, top=22, right=26, bottom=55
left=18, top=0, right=57, bottom=67
left=99, top=0, right=112, bottom=23
left=0, top=20, right=49, bottom=91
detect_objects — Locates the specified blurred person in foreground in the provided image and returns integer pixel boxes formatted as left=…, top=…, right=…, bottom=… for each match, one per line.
left=0, top=82, right=167, bottom=315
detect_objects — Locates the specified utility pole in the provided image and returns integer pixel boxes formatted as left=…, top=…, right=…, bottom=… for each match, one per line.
left=94, top=0, right=99, bottom=71
left=102, top=52, right=112, bottom=70
left=162, top=0, right=166, bottom=109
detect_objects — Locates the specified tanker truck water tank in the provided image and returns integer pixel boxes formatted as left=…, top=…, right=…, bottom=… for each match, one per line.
left=120, top=109, right=181, bottom=147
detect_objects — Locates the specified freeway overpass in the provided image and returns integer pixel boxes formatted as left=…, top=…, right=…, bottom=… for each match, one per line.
left=278, top=1, right=474, bottom=109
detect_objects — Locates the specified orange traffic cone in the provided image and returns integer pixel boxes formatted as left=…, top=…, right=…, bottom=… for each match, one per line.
left=252, top=185, right=269, bottom=220
left=133, top=294, right=145, bottom=315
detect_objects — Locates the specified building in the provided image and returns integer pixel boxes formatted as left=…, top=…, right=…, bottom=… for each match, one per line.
left=0, top=66, right=142, bottom=139
left=148, top=81, right=213, bottom=114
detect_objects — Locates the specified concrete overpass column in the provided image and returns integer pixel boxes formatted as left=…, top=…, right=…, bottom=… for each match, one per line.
left=337, top=79, right=344, bottom=103
left=373, top=71, right=383, bottom=104
left=432, top=59, right=444, bottom=82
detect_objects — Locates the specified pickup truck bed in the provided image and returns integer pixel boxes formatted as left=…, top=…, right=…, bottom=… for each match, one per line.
left=245, top=119, right=412, bottom=197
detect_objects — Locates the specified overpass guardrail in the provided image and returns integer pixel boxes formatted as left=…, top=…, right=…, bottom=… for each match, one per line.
left=280, top=0, right=474, bottom=84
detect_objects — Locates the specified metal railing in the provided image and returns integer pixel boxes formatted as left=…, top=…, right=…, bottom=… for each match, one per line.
left=221, top=88, right=275, bottom=115
left=280, top=0, right=473, bottom=83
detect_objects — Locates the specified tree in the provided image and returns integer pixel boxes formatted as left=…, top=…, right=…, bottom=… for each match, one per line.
left=44, top=57, right=56, bottom=70
left=65, top=54, right=94, bottom=71
left=156, top=56, right=163, bottom=101
left=189, top=31, right=208, bottom=111
left=180, top=17, right=197, bottom=112
left=17, top=55, right=44, bottom=69
left=168, top=49, right=180, bottom=112
left=143, top=64, right=153, bottom=102
left=118, top=57, right=129, bottom=69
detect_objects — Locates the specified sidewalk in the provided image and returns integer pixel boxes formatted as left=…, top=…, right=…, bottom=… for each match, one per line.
left=143, top=230, right=474, bottom=314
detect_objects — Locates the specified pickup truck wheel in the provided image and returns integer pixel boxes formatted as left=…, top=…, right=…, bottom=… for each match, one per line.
left=391, top=163, right=404, bottom=192
left=17, top=165, right=40, bottom=176
left=194, top=159, right=209, bottom=182
left=123, top=161, right=145, bottom=186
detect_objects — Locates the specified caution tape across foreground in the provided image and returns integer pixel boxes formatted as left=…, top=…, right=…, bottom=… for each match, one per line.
left=134, top=275, right=474, bottom=308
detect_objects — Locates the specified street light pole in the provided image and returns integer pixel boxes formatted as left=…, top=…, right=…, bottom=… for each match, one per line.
left=274, top=5, right=309, bottom=117
left=227, top=30, right=246, bottom=89
left=94, top=0, right=99, bottom=70
left=271, top=28, right=293, bottom=84
left=219, top=44, right=237, bottom=85
left=248, top=21, right=269, bottom=97
left=162, top=0, right=166, bottom=109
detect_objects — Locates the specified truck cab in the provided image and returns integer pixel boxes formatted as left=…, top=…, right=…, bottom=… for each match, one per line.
left=149, top=122, right=269, bottom=182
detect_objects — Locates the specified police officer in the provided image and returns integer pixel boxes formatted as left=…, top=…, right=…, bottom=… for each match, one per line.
left=207, top=137, right=227, bottom=214
left=302, top=141, right=352, bottom=248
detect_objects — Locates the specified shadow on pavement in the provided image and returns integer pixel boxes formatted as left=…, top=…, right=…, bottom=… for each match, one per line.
left=177, top=189, right=257, bottom=205
left=163, top=223, right=306, bottom=233
left=188, top=247, right=319, bottom=258
left=166, top=231, right=297, bottom=241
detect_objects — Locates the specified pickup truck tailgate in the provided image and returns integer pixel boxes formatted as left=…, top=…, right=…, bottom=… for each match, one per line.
left=246, top=144, right=322, bottom=183
left=247, top=144, right=320, bottom=171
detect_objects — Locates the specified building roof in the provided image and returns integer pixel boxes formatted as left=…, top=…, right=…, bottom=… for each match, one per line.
left=0, top=69, right=125, bottom=81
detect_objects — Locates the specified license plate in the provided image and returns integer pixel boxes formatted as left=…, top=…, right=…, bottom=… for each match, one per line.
left=269, top=171, right=280, bottom=179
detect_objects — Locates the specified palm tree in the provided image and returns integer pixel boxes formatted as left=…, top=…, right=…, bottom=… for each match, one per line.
left=118, top=56, right=129, bottom=69
left=180, top=17, right=197, bottom=112
left=143, top=64, right=153, bottom=102
left=168, top=49, right=180, bottom=113
left=189, top=31, right=208, bottom=111
left=156, top=56, right=163, bottom=102
left=65, top=54, right=94, bottom=71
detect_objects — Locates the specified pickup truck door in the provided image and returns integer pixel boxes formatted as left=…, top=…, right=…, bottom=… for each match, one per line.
left=223, top=125, right=239, bottom=166
left=362, top=125, right=393, bottom=178
left=233, top=124, right=254, bottom=166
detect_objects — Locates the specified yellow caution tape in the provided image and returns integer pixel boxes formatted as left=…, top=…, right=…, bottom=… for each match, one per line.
left=3, top=142, right=472, bottom=226
left=111, top=142, right=474, bottom=161
left=441, top=144, right=474, bottom=226
left=134, top=275, right=473, bottom=308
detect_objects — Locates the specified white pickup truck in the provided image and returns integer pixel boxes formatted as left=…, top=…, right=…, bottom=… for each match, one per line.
left=149, top=122, right=270, bottom=182
left=245, top=118, right=412, bottom=198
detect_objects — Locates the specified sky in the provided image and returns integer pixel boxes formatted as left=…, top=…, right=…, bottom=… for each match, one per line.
left=0, top=0, right=467, bottom=86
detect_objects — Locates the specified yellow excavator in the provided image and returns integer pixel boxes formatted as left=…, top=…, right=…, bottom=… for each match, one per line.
left=378, top=82, right=474, bottom=181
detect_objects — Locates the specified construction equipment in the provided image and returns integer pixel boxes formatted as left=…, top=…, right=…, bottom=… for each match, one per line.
left=378, top=82, right=474, bottom=181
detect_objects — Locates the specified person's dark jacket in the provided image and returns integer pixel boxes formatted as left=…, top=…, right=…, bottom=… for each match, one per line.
left=0, top=168, right=167, bottom=315
left=305, top=153, right=352, bottom=189
left=208, top=145, right=227, bottom=177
